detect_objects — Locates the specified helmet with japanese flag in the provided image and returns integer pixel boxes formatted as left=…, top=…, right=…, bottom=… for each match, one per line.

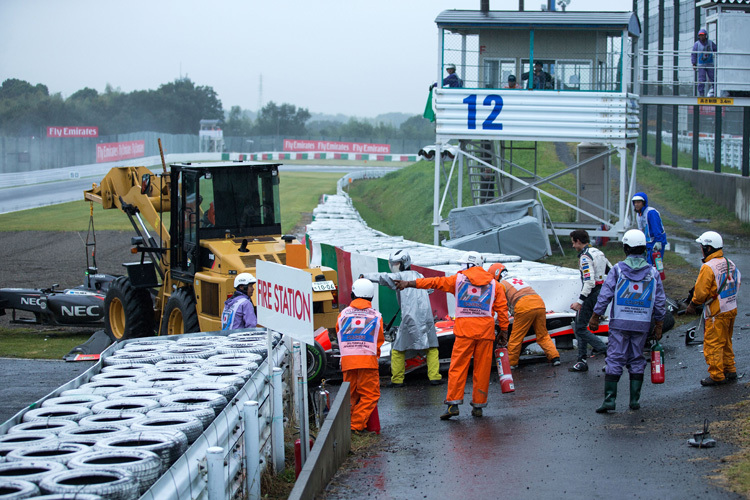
left=488, top=263, right=508, bottom=281
left=351, top=278, right=375, bottom=300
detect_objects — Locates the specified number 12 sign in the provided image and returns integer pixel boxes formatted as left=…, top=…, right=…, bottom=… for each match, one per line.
left=463, top=94, right=504, bottom=130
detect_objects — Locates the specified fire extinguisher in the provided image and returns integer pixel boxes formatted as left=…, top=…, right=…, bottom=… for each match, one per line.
left=314, top=379, right=331, bottom=430
left=653, top=250, right=666, bottom=281
left=494, top=345, right=515, bottom=393
left=651, top=341, right=665, bottom=384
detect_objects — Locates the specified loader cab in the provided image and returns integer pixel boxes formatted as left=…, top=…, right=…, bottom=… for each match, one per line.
left=170, top=161, right=282, bottom=283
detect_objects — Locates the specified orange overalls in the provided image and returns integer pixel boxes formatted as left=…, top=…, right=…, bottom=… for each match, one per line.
left=336, top=298, right=385, bottom=431
left=417, top=267, right=508, bottom=408
left=692, top=250, right=741, bottom=382
left=499, top=278, right=559, bottom=366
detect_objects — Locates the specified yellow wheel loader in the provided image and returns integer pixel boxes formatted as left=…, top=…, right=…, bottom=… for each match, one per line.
left=84, top=161, right=339, bottom=362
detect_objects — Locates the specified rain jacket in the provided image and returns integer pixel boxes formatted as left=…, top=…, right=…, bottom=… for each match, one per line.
left=691, top=38, right=717, bottom=67
left=692, top=249, right=741, bottom=318
left=416, top=266, right=508, bottom=340
left=594, top=255, right=666, bottom=332
left=221, top=291, right=257, bottom=330
left=633, top=191, right=667, bottom=256
left=361, top=270, right=439, bottom=351
left=336, top=298, right=385, bottom=371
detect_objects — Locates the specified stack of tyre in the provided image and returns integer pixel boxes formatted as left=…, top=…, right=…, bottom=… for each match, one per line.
left=0, top=331, right=276, bottom=500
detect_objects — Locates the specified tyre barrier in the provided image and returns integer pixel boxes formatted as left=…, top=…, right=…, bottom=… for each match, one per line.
left=103, top=352, right=163, bottom=366
left=100, top=361, right=155, bottom=373
left=7, top=421, right=78, bottom=436
left=158, top=392, right=228, bottom=416
left=41, top=395, right=107, bottom=409
left=146, top=407, right=215, bottom=431
left=0, top=433, right=58, bottom=449
left=106, top=388, right=172, bottom=402
left=78, top=413, right=148, bottom=429
left=131, top=416, right=204, bottom=444
left=0, top=330, right=289, bottom=500
left=22, top=407, right=92, bottom=424
left=0, top=460, right=67, bottom=484
left=137, top=373, right=193, bottom=390
left=90, top=372, right=144, bottom=384
left=39, top=468, right=139, bottom=500
left=60, top=380, right=138, bottom=397
left=177, top=382, right=238, bottom=401
left=6, top=443, right=91, bottom=466
left=207, top=352, right=263, bottom=364
left=95, top=431, right=187, bottom=473
left=153, top=358, right=204, bottom=370
left=0, top=479, right=39, bottom=499
left=100, top=362, right=154, bottom=374
left=90, top=399, right=160, bottom=416
left=57, top=424, right=130, bottom=447
left=68, top=449, right=162, bottom=494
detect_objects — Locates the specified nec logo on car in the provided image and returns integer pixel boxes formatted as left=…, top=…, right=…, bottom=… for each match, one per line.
left=20, top=297, right=45, bottom=308
left=61, top=305, right=100, bottom=317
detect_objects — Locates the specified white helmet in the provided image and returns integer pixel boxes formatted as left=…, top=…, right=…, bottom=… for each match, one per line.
left=696, top=231, right=723, bottom=249
left=622, top=229, right=647, bottom=248
left=351, top=278, right=375, bottom=300
left=389, top=250, right=412, bottom=273
left=457, top=251, right=484, bottom=268
left=234, top=273, right=257, bottom=288
left=631, top=194, right=646, bottom=203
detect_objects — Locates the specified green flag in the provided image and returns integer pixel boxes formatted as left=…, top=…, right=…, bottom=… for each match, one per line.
left=423, top=89, right=435, bottom=123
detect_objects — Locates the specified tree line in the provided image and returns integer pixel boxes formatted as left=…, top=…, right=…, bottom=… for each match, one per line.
left=0, top=78, right=435, bottom=141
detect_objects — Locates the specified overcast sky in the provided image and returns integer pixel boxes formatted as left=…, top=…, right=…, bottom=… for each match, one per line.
left=1, top=0, right=632, bottom=118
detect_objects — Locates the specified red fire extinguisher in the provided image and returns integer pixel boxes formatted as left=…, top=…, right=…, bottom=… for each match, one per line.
left=651, top=341, right=665, bottom=384
left=494, top=345, right=515, bottom=393
left=653, top=250, right=666, bottom=281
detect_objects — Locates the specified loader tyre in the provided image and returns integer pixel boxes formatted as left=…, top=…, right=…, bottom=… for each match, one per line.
left=160, top=287, right=200, bottom=336
left=104, top=276, right=156, bottom=342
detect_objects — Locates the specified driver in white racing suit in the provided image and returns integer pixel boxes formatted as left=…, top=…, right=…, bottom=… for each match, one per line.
left=361, top=250, right=442, bottom=387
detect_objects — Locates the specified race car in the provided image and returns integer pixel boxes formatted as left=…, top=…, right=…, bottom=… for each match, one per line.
left=307, top=306, right=676, bottom=385
left=0, top=272, right=117, bottom=327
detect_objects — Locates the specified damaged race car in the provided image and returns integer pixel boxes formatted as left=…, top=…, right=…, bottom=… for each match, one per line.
left=307, top=306, right=676, bottom=385
left=0, top=270, right=116, bottom=327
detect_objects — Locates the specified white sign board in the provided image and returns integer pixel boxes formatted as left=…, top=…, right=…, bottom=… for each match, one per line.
left=256, top=260, right=314, bottom=345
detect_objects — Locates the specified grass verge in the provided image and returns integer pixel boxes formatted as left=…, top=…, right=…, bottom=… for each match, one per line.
left=0, top=172, right=342, bottom=234
left=0, top=327, right=93, bottom=358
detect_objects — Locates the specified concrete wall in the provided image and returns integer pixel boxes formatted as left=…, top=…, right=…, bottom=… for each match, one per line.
left=288, top=382, right=351, bottom=500
left=655, top=164, right=750, bottom=223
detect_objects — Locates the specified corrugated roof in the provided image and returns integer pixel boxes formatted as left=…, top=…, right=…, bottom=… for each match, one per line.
left=697, top=0, right=750, bottom=6
left=435, top=10, right=641, bottom=37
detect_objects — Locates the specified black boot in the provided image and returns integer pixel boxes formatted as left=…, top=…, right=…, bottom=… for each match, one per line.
left=596, top=374, right=620, bottom=413
left=629, top=373, right=644, bottom=410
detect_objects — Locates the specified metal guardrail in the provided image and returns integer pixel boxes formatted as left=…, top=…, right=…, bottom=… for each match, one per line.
left=639, top=49, right=750, bottom=97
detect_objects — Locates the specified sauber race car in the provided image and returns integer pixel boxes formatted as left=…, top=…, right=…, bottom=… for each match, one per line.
left=0, top=273, right=117, bottom=327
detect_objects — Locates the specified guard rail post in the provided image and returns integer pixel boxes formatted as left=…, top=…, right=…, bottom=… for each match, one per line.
left=244, top=400, right=261, bottom=500
left=207, top=446, right=226, bottom=500
left=272, top=366, right=285, bottom=473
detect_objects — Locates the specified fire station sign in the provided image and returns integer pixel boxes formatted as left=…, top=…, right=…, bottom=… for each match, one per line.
left=256, top=260, right=314, bottom=345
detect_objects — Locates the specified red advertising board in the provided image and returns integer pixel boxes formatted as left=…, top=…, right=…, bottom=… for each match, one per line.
left=96, top=140, right=145, bottom=163
left=47, top=126, right=99, bottom=138
left=283, top=139, right=390, bottom=154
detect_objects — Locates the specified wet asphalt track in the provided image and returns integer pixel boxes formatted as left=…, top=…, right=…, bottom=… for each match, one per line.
left=2, top=243, right=749, bottom=499
left=321, top=244, right=750, bottom=500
